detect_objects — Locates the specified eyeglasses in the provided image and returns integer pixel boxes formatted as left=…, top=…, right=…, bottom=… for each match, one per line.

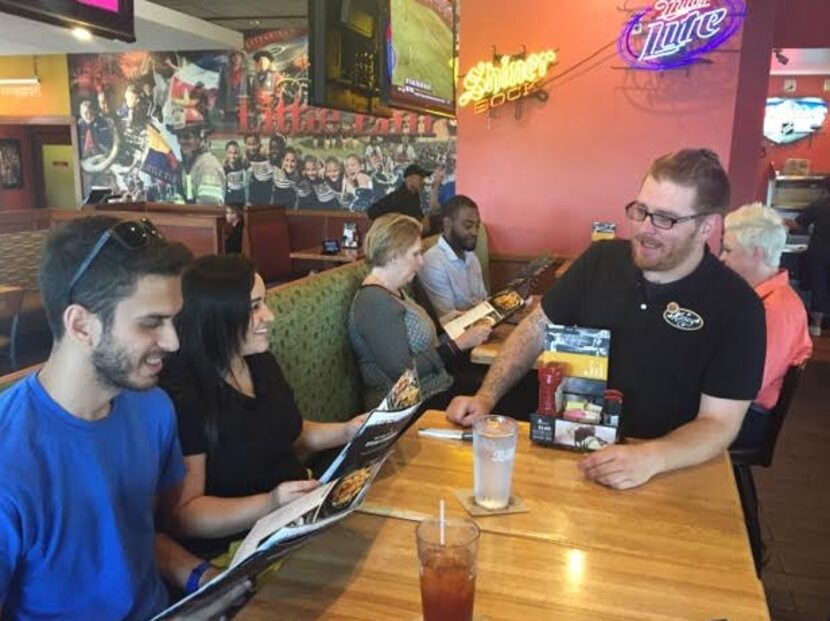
left=624, top=201, right=712, bottom=230
left=67, top=218, right=165, bottom=298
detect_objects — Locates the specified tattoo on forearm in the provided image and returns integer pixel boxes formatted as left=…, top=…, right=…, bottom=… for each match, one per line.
left=480, top=306, right=546, bottom=403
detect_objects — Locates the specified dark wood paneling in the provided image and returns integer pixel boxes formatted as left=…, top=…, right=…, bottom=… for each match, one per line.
left=244, top=205, right=291, bottom=283
left=0, top=209, right=52, bottom=234
left=95, top=201, right=225, bottom=216
left=285, top=210, right=371, bottom=252
left=50, top=208, right=225, bottom=257
left=489, top=253, right=571, bottom=294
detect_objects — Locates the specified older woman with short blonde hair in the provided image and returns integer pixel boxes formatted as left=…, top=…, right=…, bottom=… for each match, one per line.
left=348, top=213, right=491, bottom=409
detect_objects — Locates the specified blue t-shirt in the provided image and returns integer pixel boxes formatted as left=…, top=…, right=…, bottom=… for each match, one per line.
left=437, top=179, right=456, bottom=208
left=0, top=374, right=186, bottom=621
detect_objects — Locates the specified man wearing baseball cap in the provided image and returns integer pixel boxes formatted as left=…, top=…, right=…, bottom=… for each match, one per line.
left=367, top=163, right=431, bottom=222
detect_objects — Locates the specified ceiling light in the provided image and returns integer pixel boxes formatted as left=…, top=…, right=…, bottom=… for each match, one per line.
left=0, top=77, right=40, bottom=86
left=72, top=27, right=93, bottom=41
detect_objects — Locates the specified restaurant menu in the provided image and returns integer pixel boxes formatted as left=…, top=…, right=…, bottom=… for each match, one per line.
left=442, top=254, right=556, bottom=337
left=320, top=368, right=422, bottom=483
left=150, top=369, right=423, bottom=620
left=443, top=288, right=525, bottom=339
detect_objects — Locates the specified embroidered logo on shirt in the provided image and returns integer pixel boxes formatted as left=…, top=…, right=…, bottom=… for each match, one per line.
left=663, top=301, right=704, bottom=331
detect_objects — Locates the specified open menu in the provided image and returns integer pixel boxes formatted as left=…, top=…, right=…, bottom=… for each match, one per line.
left=150, top=368, right=423, bottom=620
left=443, top=288, right=525, bottom=340
left=441, top=254, right=556, bottom=338
left=320, top=368, right=422, bottom=483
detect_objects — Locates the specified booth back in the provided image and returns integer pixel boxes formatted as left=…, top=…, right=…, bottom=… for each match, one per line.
left=265, top=260, right=370, bottom=423
left=0, top=230, right=49, bottom=291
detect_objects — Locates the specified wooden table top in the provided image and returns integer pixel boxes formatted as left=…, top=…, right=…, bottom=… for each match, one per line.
left=289, top=246, right=363, bottom=263
left=239, top=411, right=768, bottom=621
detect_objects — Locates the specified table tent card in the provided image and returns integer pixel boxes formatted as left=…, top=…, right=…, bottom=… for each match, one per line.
left=530, top=324, right=620, bottom=451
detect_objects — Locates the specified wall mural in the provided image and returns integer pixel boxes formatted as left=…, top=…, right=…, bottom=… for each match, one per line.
left=67, top=28, right=456, bottom=210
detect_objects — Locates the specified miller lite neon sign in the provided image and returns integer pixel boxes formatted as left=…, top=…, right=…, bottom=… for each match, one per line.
left=458, top=49, right=557, bottom=114
left=618, top=0, right=745, bottom=70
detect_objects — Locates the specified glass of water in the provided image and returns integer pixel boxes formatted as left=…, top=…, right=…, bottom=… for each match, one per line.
left=472, top=415, right=518, bottom=510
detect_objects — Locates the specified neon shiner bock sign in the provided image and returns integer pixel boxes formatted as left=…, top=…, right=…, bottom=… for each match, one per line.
left=458, top=49, right=557, bottom=114
left=618, top=0, right=745, bottom=70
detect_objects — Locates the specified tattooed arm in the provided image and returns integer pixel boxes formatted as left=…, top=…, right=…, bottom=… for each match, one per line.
left=446, top=304, right=547, bottom=426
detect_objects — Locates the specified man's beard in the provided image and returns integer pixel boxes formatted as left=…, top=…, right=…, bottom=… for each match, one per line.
left=631, top=227, right=700, bottom=273
left=91, top=331, right=153, bottom=392
left=450, top=230, right=477, bottom=252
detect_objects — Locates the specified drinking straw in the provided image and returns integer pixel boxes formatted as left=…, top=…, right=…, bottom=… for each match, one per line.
left=439, top=499, right=446, bottom=546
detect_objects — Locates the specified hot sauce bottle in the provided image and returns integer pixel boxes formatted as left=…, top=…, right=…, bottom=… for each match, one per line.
left=537, top=362, right=564, bottom=416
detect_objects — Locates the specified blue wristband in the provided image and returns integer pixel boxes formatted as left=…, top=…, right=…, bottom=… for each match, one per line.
left=185, top=561, right=212, bottom=595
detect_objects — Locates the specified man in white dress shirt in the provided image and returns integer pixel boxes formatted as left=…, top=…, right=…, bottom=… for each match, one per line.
left=418, top=195, right=488, bottom=323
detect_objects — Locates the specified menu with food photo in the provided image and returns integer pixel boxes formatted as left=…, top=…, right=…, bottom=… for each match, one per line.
left=151, top=460, right=386, bottom=620
left=230, top=458, right=388, bottom=568
left=442, top=288, right=525, bottom=340
left=320, top=367, right=423, bottom=483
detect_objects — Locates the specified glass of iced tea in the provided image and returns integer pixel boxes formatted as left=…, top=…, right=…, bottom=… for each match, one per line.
left=415, top=517, right=480, bottom=621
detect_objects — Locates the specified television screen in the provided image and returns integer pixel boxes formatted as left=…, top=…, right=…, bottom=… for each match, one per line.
left=384, top=0, right=455, bottom=118
left=308, top=0, right=392, bottom=117
left=763, top=97, right=828, bottom=145
left=0, top=0, right=134, bottom=42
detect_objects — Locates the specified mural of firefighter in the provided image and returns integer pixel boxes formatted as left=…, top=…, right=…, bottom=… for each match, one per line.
left=68, top=28, right=456, bottom=211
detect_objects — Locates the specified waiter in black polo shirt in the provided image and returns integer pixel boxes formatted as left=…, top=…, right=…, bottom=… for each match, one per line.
left=447, top=149, right=766, bottom=490
left=367, top=164, right=431, bottom=222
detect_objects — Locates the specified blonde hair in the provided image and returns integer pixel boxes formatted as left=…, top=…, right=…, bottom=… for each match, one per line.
left=364, top=213, right=422, bottom=268
left=724, top=202, right=787, bottom=268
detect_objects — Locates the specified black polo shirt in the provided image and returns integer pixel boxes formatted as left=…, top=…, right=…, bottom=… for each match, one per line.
left=796, top=198, right=830, bottom=260
left=542, top=240, right=766, bottom=439
left=367, top=183, right=422, bottom=221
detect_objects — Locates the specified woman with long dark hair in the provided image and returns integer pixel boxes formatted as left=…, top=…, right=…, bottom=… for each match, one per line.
left=159, top=254, right=365, bottom=558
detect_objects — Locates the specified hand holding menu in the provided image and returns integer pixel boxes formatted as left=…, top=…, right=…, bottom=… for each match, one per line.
left=443, top=288, right=525, bottom=340
left=320, top=367, right=422, bottom=482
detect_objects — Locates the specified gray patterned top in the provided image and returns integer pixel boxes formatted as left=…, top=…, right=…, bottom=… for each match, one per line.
left=348, top=284, right=454, bottom=409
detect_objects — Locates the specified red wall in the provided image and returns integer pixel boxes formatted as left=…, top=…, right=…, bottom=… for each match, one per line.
left=773, top=0, right=830, bottom=48
left=457, top=0, right=744, bottom=256
left=763, top=75, right=830, bottom=174
left=0, top=125, right=36, bottom=210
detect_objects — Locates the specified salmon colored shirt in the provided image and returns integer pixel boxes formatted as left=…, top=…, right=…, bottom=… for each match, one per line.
left=754, top=270, right=813, bottom=409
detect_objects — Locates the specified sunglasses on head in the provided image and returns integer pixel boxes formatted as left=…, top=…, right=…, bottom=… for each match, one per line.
left=67, top=218, right=165, bottom=298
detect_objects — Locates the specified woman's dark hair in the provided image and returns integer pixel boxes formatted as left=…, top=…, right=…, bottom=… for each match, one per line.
left=173, top=254, right=255, bottom=451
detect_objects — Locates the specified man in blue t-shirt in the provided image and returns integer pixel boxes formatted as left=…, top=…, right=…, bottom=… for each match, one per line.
left=0, top=216, right=244, bottom=620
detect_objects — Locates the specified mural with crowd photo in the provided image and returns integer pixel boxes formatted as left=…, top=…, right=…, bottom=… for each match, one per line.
left=67, top=27, right=456, bottom=210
